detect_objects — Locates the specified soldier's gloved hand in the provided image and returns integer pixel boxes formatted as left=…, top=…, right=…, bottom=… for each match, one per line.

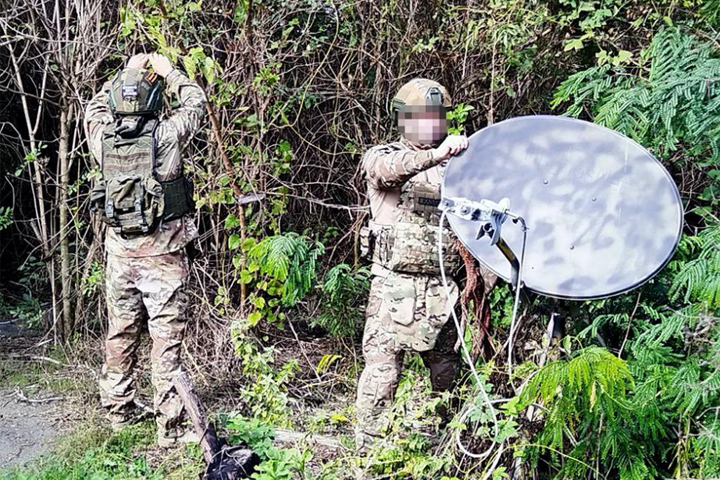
left=432, top=134, right=469, bottom=161
left=148, top=53, right=174, bottom=77
left=126, top=53, right=149, bottom=69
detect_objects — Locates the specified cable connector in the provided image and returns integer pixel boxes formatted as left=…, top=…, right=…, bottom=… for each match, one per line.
left=440, top=197, right=511, bottom=246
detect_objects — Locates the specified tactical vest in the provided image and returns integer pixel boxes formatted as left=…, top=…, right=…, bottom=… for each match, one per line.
left=363, top=174, right=462, bottom=275
left=91, top=118, right=194, bottom=235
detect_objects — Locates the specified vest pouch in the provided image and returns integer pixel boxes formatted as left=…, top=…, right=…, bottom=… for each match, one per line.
left=359, top=226, right=374, bottom=260
left=388, top=222, right=437, bottom=273
left=141, top=177, right=165, bottom=228
left=103, top=175, right=165, bottom=235
left=161, top=176, right=194, bottom=221
left=379, top=222, right=460, bottom=275
left=89, top=180, right=106, bottom=214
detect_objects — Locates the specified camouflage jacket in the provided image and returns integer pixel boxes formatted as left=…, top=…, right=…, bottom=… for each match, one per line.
left=85, top=69, right=206, bottom=258
left=363, top=139, right=461, bottom=277
left=362, top=139, right=461, bottom=350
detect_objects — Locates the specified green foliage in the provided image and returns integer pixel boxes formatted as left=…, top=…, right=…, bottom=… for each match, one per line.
left=17, top=255, right=47, bottom=291
left=2, top=293, right=43, bottom=329
left=447, top=104, right=475, bottom=135
left=546, top=18, right=720, bottom=477
left=0, top=206, right=13, bottom=231
left=224, top=415, right=276, bottom=460
left=251, top=448, right=313, bottom=480
left=305, top=405, right=351, bottom=433
left=232, top=322, right=299, bottom=426
left=312, top=263, right=370, bottom=336
left=119, top=0, right=221, bottom=85
left=554, top=27, right=720, bottom=177
left=361, top=367, right=460, bottom=479
left=701, top=0, right=720, bottom=26
left=223, top=415, right=319, bottom=480
left=240, top=233, right=324, bottom=327
left=82, top=261, right=105, bottom=297
left=518, top=347, right=650, bottom=479
left=13, top=143, right=44, bottom=177
left=669, top=226, right=720, bottom=308
left=551, top=227, right=720, bottom=478
left=248, top=233, right=324, bottom=306
left=556, top=0, right=624, bottom=51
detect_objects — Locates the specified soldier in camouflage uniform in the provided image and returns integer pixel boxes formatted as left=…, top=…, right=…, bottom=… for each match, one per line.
left=84, top=53, right=206, bottom=447
left=355, top=78, right=472, bottom=451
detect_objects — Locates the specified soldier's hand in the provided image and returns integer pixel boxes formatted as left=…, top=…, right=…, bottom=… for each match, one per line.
left=126, top=53, right=149, bottom=69
left=432, top=134, right=469, bottom=161
left=148, top=53, right=174, bottom=78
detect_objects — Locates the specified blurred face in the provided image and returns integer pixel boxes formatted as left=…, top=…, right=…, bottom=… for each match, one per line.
left=398, top=105, right=448, bottom=146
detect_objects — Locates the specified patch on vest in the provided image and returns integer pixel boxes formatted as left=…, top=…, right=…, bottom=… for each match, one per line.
left=410, top=182, right=442, bottom=214
left=417, top=197, right=441, bottom=207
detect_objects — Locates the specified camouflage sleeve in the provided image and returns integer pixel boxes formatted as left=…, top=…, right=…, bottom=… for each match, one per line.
left=363, top=145, right=440, bottom=189
left=157, top=69, right=207, bottom=147
left=84, top=81, right=114, bottom=165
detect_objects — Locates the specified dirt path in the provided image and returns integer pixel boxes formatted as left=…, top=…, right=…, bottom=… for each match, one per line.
left=0, top=319, right=68, bottom=470
left=0, top=389, right=66, bottom=469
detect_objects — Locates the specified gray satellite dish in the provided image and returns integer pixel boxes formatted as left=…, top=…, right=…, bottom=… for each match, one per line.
left=442, top=116, right=684, bottom=300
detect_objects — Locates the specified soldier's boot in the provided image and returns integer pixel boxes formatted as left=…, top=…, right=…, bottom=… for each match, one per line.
left=107, top=401, right=153, bottom=431
left=158, top=425, right=200, bottom=448
left=355, top=358, right=402, bottom=454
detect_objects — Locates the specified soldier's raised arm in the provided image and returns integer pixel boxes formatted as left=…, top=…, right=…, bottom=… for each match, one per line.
left=364, top=134, right=468, bottom=190
left=148, top=53, right=206, bottom=148
left=84, top=82, right=113, bottom=164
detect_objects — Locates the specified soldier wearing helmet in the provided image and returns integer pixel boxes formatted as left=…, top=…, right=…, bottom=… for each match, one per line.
left=355, top=78, right=470, bottom=451
left=84, top=53, right=206, bottom=447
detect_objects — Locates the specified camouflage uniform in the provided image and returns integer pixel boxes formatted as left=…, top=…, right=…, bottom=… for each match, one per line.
left=84, top=68, right=206, bottom=443
left=355, top=140, right=464, bottom=451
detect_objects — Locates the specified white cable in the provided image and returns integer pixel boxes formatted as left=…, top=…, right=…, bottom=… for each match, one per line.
left=439, top=210, right=499, bottom=460
left=438, top=209, right=529, bottom=467
left=506, top=220, right=528, bottom=376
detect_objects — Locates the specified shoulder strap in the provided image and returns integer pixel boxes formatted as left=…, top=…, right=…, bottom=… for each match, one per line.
left=147, top=118, right=159, bottom=178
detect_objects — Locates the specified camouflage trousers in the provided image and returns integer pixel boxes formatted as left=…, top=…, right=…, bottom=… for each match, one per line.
left=99, top=250, right=189, bottom=440
left=355, top=271, right=460, bottom=452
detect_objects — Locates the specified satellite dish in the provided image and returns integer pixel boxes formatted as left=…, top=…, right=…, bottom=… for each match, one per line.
left=442, top=116, right=684, bottom=300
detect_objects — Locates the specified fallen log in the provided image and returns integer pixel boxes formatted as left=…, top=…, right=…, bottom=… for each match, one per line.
left=173, top=372, right=260, bottom=480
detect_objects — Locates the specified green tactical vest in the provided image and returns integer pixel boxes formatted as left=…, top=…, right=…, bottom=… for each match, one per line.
left=91, top=118, right=194, bottom=235
left=363, top=175, right=463, bottom=275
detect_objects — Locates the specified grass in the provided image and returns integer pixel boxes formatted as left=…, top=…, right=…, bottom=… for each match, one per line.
left=0, top=335, right=204, bottom=480
left=0, top=419, right=204, bottom=480
left=0, top=344, right=83, bottom=394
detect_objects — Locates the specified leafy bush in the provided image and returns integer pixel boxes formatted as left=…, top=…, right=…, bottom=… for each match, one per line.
left=313, top=263, right=370, bottom=336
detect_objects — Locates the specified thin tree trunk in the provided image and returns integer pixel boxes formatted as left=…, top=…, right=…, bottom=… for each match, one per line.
left=4, top=34, right=58, bottom=340
left=75, top=235, right=101, bottom=331
left=59, top=104, right=73, bottom=340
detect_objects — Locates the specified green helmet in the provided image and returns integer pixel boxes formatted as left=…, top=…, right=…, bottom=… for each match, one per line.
left=391, top=78, right=452, bottom=120
left=108, top=67, right=165, bottom=116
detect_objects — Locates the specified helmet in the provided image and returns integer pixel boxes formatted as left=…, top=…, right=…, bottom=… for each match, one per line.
left=391, top=78, right=451, bottom=119
left=108, top=67, right=165, bottom=116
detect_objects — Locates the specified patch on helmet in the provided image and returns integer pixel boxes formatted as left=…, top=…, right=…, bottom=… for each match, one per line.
left=121, top=84, right=139, bottom=99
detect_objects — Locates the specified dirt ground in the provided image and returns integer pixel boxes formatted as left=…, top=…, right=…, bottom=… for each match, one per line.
left=0, top=388, right=67, bottom=469
left=0, top=316, right=353, bottom=475
left=0, top=319, right=69, bottom=470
